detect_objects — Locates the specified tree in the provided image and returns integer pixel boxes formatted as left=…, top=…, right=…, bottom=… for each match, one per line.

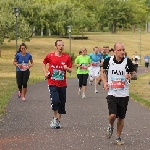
left=128, top=0, right=147, bottom=32
left=46, top=0, right=96, bottom=36
left=0, top=0, right=15, bottom=57
left=100, top=0, right=147, bottom=33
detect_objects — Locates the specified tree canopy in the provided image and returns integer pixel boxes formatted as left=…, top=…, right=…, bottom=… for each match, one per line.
left=0, top=0, right=149, bottom=46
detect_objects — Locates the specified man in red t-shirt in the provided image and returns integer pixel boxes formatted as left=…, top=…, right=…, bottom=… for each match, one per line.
left=42, top=40, right=72, bottom=129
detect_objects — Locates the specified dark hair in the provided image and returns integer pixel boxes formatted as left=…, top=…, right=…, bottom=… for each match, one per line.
left=55, top=40, right=62, bottom=46
left=109, top=48, right=114, bottom=52
left=15, top=43, right=27, bottom=55
left=79, top=51, right=82, bottom=55
left=19, top=43, right=27, bottom=51
left=103, top=46, right=109, bottom=48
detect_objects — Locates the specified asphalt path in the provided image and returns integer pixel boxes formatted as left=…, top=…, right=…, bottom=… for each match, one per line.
left=0, top=66, right=150, bottom=150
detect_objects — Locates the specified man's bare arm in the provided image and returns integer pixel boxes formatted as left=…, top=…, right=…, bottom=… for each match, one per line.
left=100, top=67, right=109, bottom=90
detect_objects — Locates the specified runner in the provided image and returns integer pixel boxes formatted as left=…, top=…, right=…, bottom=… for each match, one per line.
left=89, top=46, right=102, bottom=93
left=108, top=48, right=114, bottom=57
left=124, top=52, right=129, bottom=58
left=77, top=50, right=82, bottom=83
left=75, top=47, right=91, bottom=98
left=131, top=52, right=140, bottom=73
left=101, top=42, right=135, bottom=145
left=144, top=54, right=150, bottom=72
left=42, top=40, right=72, bottom=129
left=13, top=43, right=34, bottom=101
left=98, top=46, right=109, bottom=86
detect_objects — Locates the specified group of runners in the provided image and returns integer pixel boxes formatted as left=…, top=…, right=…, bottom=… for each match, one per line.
left=75, top=43, right=135, bottom=145
left=75, top=46, right=114, bottom=98
left=13, top=40, right=137, bottom=146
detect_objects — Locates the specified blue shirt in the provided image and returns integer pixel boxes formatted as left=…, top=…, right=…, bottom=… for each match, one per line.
left=89, top=53, right=102, bottom=67
left=15, top=52, right=32, bottom=71
left=89, top=53, right=102, bottom=62
left=144, top=56, right=150, bottom=63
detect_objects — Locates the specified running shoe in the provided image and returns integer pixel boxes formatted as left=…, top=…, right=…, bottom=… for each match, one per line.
left=95, top=90, right=98, bottom=93
left=106, top=126, right=114, bottom=139
left=82, top=93, right=86, bottom=98
left=50, top=118, right=60, bottom=129
left=116, top=137, right=124, bottom=145
left=18, top=91, right=22, bottom=98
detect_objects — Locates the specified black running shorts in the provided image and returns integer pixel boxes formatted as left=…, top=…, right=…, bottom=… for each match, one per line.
left=145, top=63, right=149, bottom=68
left=106, top=95, right=129, bottom=119
left=48, top=85, right=66, bottom=114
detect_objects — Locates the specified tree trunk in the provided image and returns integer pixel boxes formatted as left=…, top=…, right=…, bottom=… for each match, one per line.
left=33, top=26, right=35, bottom=36
left=131, top=25, right=135, bottom=32
left=111, top=22, right=116, bottom=34
left=81, top=29, right=84, bottom=37
left=100, top=24, right=104, bottom=31
left=48, top=29, right=51, bottom=36
left=41, top=29, right=43, bottom=37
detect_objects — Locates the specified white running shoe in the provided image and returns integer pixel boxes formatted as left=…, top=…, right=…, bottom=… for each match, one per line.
left=106, top=126, right=113, bottom=139
left=50, top=118, right=60, bottom=129
left=82, top=93, right=86, bottom=98
left=116, top=137, right=124, bottom=145
left=95, top=90, right=98, bottom=93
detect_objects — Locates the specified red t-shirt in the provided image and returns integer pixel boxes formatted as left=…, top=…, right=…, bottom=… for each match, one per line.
left=43, top=52, right=72, bottom=87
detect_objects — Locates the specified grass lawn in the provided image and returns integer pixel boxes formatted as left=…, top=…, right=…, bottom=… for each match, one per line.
left=0, top=32, right=150, bottom=117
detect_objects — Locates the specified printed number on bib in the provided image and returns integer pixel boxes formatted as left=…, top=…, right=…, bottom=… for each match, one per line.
left=91, top=61, right=100, bottom=67
left=20, top=63, right=29, bottom=71
left=51, top=69, right=64, bottom=80
left=80, top=64, right=87, bottom=71
left=110, top=77, right=125, bottom=91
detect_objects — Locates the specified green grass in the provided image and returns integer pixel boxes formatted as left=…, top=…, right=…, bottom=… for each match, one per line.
left=1, top=32, right=150, bottom=117
left=130, top=71, right=150, bottom=109
left=130, top=92, right=150, bottom=108
left=0, top=77, right=16, bottom=116
left=0, top=76, right=43, bottom=116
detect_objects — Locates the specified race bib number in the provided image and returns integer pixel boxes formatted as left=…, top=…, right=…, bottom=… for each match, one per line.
left=51, top=69, right=64, bottom=80
left=110, top=77, right=125, bottom=91
left=20, top=63, right=29, bottom=71
left=80, top=64, right=87, bottom=71
left=91, top=61, right=100, bottom=67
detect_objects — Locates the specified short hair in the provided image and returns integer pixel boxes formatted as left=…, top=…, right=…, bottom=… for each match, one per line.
left=114, top=42, right=124, bottom=49
left=109, top=48, right=114, bottom=52
left=81, top=47, right=87, bottom=51
left=93, top=46, right=98, bottom=50
left=55, top=40, right=62, bottom=46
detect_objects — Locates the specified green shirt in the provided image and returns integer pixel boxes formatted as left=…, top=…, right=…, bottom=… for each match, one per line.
left=75, top=55, right=91, bottom=74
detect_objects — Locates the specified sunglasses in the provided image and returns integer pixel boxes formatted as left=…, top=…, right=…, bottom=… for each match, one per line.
left=21, top=48, right=26, bottom=50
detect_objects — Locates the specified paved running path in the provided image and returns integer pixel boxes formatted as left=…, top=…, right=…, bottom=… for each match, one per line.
left=0, top=66, right=150, bottom=150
